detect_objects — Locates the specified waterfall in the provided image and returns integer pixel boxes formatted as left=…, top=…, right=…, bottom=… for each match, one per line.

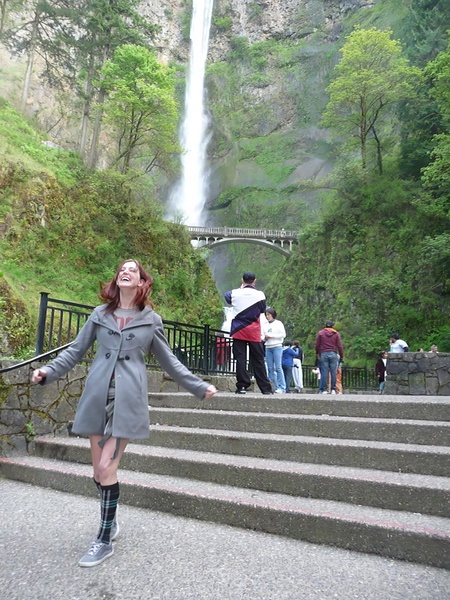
left=222, top=306, right=234, bottom=333
left=168, top=0, right=214, bottom=226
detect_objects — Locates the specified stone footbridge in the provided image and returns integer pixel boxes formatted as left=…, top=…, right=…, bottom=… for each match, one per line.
left=187, top=226, right=298, bottom=256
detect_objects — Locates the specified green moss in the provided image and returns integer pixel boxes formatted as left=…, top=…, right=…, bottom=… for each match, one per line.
left=0, top=376, right=11, bottom=406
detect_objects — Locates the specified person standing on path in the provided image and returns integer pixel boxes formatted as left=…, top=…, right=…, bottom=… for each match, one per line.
left=31, top=259, right=217, bottom=568
left=315, top=320, right=344, bottom=394
left=375, top=350, right=388, bottom=394
left=224, top=271, right=272, bottom=395
left=263, top=307, right=286, bottom=393
left=282, top=340, right=299, bottom=393
left=291, top=339, right=304, bottom=392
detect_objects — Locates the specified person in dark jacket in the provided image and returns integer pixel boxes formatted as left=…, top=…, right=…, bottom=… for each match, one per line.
left=315, top=320, right=344, bottom=394
left=224, top=271, right=272, bottom=395
left=32, top=259, right=217, bottom=568
left=375, top=351, right=388, bottom=393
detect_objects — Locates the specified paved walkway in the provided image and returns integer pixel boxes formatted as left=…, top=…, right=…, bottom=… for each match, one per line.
left=1, top=479, right=449, bottom=600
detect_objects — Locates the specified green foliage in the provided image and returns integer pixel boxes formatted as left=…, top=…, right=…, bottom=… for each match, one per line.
left=212, top=15, right=232, bottom=31
left=0, top=99, right=85, bottom=185
left=238, top=132, right=298, bottom=184
left=24, top=420, right=36, bottom=441
left=322, top=27, right=422, bottom=172
left=0, top=104, right=223, bottom=354
left=101, top=44, right=179, bottom=175
left=265, top=164, right=450, bottom=365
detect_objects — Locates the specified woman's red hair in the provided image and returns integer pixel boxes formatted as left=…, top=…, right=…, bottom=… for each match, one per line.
left=100, top=259, right=154, bottom=314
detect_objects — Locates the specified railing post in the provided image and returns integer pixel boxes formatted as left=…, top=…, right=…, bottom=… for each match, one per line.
left=204, top=324, right=210, bottom=375
left=35, top=292, right=49, bottom=355
left=364, top=366, right=368, bottom=391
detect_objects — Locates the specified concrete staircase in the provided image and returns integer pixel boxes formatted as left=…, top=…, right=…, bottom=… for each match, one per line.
left=1, top=391, right=450, bottom=569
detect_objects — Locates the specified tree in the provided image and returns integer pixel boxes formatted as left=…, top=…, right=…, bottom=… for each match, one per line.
left=2, top=0, right=158, bottom=167
left=73, top=0, right=158, bottom=168
left=322, top=27, right=422, bottom=174
left=398, top=1, right=450, bottom=178
left=419, top=37, right=450, bottom=220
left=101, top=44, right=179, bottom=175
left=2, top=1, right=75, bottom=111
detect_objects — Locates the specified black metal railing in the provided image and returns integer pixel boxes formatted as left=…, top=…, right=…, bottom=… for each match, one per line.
left=1, top=293, right=378, bottom=390
left=34, top=292, right=235, bottom=376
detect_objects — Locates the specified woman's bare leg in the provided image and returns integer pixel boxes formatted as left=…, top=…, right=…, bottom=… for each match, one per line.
left=89, top=435, right=129, bottom=485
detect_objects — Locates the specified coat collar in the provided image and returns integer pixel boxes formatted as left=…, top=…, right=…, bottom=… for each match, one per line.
left=92, top=304, right=155, bottom=330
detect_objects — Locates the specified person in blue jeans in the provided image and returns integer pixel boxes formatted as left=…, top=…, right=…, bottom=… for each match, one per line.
left=315, top=320, right=344, bottom=394
left=263, top=307, right=286, bottom=393
left=282, top=340, right=299, bottom=393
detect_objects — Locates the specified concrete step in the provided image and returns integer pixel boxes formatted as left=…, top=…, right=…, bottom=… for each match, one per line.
left=33, top=436, right=450, bottom=518
left=149, top=407, right=450, bottom=446
left=140, top=424, right=450, bottom=477
left=1, top=453, right=449, bottom=569
left=148, top=392, right=450, bottom=421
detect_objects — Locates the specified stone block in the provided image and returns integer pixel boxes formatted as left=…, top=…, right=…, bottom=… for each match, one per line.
left=437, top=368, right=450, bottom=387
left=425, top=376, right=439, bottom=395
left=437, top=382, right=450, bottom=396
left=1, top=409, right=27, bottom=429
left=2, top=434, right=28, bottom=456
left=408, top=372, right=426, bottom=395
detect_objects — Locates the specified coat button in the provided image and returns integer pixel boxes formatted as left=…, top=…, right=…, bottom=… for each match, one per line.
left=108, top=330, right=114, bottom=335
left=105, top=353, right=111, bottom=358
left=125, top=355, right=130, bottom=360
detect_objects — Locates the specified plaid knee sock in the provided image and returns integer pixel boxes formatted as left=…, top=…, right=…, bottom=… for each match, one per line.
left=97, top=482, right=120, bottom=544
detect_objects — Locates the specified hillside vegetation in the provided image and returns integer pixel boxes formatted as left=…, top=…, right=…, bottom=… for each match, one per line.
left=1, top=0, right=450, bottom=365
left=0, top=99, right=223, bottom=356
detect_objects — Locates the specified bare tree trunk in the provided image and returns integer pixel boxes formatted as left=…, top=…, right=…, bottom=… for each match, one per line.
left=0, top=0, right=7, bottom=35
left=370, top=125, right=383, bottom=175
left=79, top=60, right=95, bottom=159
left=87, top=87, right=106, bottom=169
left=87, top=44, right=109, bottom=169
left=20, top=10, right=39, bottom=113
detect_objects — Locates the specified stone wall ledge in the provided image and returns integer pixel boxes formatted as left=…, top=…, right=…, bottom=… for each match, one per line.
left=0, top=361, right=236, bottom=456
left=385, top=352, right=450, bottom=396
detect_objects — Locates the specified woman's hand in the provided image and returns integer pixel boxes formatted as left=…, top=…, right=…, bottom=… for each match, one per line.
left=203, top=384, right=217, bottom=399
left=31, top=368, right=47, bottom=384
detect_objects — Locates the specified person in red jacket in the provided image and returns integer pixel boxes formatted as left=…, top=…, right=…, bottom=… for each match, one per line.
left=315, top=320, right=344, bottom=394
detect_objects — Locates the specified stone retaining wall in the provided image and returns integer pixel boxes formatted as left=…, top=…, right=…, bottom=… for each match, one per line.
left=0, top=362, right=237, bottom=457
left=385, top=352, right=450, bottom=395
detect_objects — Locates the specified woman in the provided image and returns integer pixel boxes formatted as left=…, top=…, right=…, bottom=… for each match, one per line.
left=31, top=259, right=217, bottom=568
left=263, top=307, right=286, bottom=393
left=375, top=351, right=388, bottom=394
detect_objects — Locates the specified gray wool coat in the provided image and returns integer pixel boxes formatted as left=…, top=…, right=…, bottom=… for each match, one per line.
left=40, top=305, right=210, bottom=440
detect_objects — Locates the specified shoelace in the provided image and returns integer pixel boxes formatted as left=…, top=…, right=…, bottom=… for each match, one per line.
left=88, top=541, right=106, bottom=555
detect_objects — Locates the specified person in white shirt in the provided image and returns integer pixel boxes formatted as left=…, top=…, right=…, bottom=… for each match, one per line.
left=389, top=332, right=409, bottom=352
left=263, top=307, right=286, bottom=393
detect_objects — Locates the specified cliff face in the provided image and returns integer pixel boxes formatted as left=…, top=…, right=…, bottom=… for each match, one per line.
left=138, top=1, right=381, bottom=209
left=0, top=0, right=383, bottom=211
left=143, top=0, right=376, bottom=61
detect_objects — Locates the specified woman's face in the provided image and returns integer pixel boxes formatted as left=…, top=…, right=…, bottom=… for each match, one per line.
left=266, top=312, right=274, bottom=322
left=117, top=261, right=142, bottom=290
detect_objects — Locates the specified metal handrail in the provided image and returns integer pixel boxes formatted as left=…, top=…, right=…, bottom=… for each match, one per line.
left=0, top=293, right=379, bottom=390
left=0, top=343, right=72, bottom=373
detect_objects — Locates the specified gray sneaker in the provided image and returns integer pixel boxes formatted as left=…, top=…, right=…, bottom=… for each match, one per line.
left=110, top=507, right=120, bottom=541
left=78, top=540, right=114, bottom=568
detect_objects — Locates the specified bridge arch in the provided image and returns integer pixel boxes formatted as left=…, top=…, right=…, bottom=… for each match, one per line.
left=187, top=226, right=298, bottom=257
left=205, top=237, right=290, bottom=256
